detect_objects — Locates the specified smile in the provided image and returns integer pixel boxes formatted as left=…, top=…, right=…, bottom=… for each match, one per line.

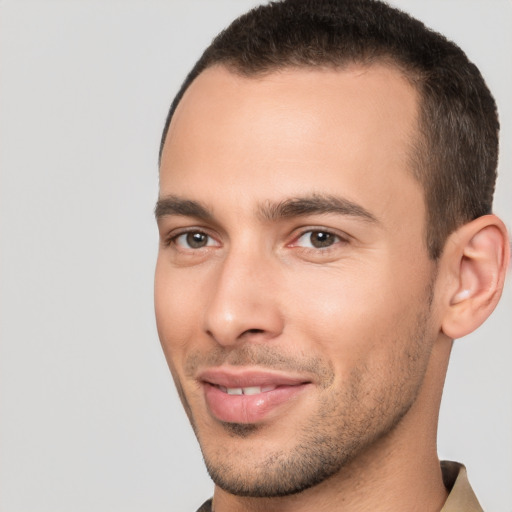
left=199, top=368, right=312, bottom=424
left=217, top=385, right=277, bottom=395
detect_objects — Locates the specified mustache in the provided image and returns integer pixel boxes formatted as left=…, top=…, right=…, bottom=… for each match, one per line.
left=184, top=344, right=335, bottom=388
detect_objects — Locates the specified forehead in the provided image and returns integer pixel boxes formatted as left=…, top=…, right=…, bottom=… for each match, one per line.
left=160, top=64, right=423, bottom=225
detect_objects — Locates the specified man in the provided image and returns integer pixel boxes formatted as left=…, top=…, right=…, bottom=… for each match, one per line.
left=154, top=0, right=509, bottom=510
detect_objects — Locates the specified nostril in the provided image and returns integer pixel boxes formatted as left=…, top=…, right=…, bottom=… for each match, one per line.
left=245, top=328, right=265, bottom=335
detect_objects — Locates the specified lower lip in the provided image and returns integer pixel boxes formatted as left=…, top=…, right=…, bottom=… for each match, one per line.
left=203, top=383, right=309, bottom=424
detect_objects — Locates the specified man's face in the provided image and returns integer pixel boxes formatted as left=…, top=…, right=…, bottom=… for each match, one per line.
left=155, top=65, right=440, bottom=497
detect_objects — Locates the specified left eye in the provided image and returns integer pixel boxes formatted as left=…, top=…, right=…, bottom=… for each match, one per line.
left=294, top=230, right=341, bottom=249
left=174, top=231, right=217, bottom=249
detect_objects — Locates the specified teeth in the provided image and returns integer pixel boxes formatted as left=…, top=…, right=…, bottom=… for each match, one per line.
left=219, top=385, right=277, bottom=395
left=243, top=386, right=262, bottom=396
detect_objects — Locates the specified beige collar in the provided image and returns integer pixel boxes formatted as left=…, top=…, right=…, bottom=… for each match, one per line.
left=440, top=461, right=483, bottom=512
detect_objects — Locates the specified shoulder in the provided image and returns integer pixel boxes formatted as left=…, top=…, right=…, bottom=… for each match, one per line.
left=195, top=498, right=213, bottom=512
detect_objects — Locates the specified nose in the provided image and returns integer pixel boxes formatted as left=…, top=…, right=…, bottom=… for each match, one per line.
left=203, top=247, right=284, bottom=347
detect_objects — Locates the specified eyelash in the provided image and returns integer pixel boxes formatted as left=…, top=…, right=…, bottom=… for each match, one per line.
left=163, top=227, right=350, bottom=253
left=289, top=228, right=349, bottom=251
left=164, top=229, right=218, bottom=249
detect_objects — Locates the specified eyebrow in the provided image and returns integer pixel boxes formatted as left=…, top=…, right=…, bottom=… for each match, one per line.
left=155, top=196, right=213, bottom=221
left=154, top=193, right=378, bottom=224
left=257, top=194, right=379, bottom=224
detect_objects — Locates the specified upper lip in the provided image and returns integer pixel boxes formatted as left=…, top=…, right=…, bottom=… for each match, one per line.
left=198, top=367, right=311, bottom=388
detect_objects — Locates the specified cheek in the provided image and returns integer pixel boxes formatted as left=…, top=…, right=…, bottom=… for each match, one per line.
left=154, top=259, right=202, bottom=362
left=282, top=261, right=426, bottom=367
left=285, top=262, right=384, bottom=327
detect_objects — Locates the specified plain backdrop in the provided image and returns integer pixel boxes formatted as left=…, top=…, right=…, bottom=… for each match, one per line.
left=1, top=1, right=511, bottom=511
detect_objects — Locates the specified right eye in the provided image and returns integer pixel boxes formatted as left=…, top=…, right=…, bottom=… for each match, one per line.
left=173, top=231, right=218, bottom=249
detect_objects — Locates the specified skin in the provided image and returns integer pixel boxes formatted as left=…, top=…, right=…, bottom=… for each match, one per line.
left=154, top=65, right=507, bottom=511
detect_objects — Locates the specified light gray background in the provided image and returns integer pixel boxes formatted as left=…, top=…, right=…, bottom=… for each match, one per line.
left=0, top=1, right=510, bottom=511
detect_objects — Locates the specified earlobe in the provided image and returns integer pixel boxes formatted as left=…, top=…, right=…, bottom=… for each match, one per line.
left=441, top=215, right=510, bottom=340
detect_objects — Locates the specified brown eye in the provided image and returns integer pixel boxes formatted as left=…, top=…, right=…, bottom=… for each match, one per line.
left=311, top=231, right=336, bottom=248
left=186, top=232, right=208, bottom=248
left=296, top=230, right=339, bottom=249
left=174, top=231, right=215, bottom=249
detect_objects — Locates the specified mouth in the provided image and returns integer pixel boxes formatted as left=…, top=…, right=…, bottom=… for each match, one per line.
left=198, top=368, right=312, bottom=424
left=216, top=385, right=278, bottom=395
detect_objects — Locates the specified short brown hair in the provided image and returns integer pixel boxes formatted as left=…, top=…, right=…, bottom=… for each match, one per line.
left=160, top=0, right=499, bottom=259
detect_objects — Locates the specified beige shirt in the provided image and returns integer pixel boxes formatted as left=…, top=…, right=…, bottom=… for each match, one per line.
left=196, top=461, right=483, bottom=512
left=440, top=461, right=483, bottom=512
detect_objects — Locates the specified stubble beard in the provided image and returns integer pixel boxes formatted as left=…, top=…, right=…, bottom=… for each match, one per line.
left=180, top=289, right=436, bottom=498
left=201, top=364, right=425, bottom=498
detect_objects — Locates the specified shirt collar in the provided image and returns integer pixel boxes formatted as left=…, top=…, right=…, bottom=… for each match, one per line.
left=440, top=461, right=483, bottom=512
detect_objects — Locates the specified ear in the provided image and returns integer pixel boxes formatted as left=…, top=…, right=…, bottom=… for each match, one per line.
left=440, top=214, right=510, bottom=339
